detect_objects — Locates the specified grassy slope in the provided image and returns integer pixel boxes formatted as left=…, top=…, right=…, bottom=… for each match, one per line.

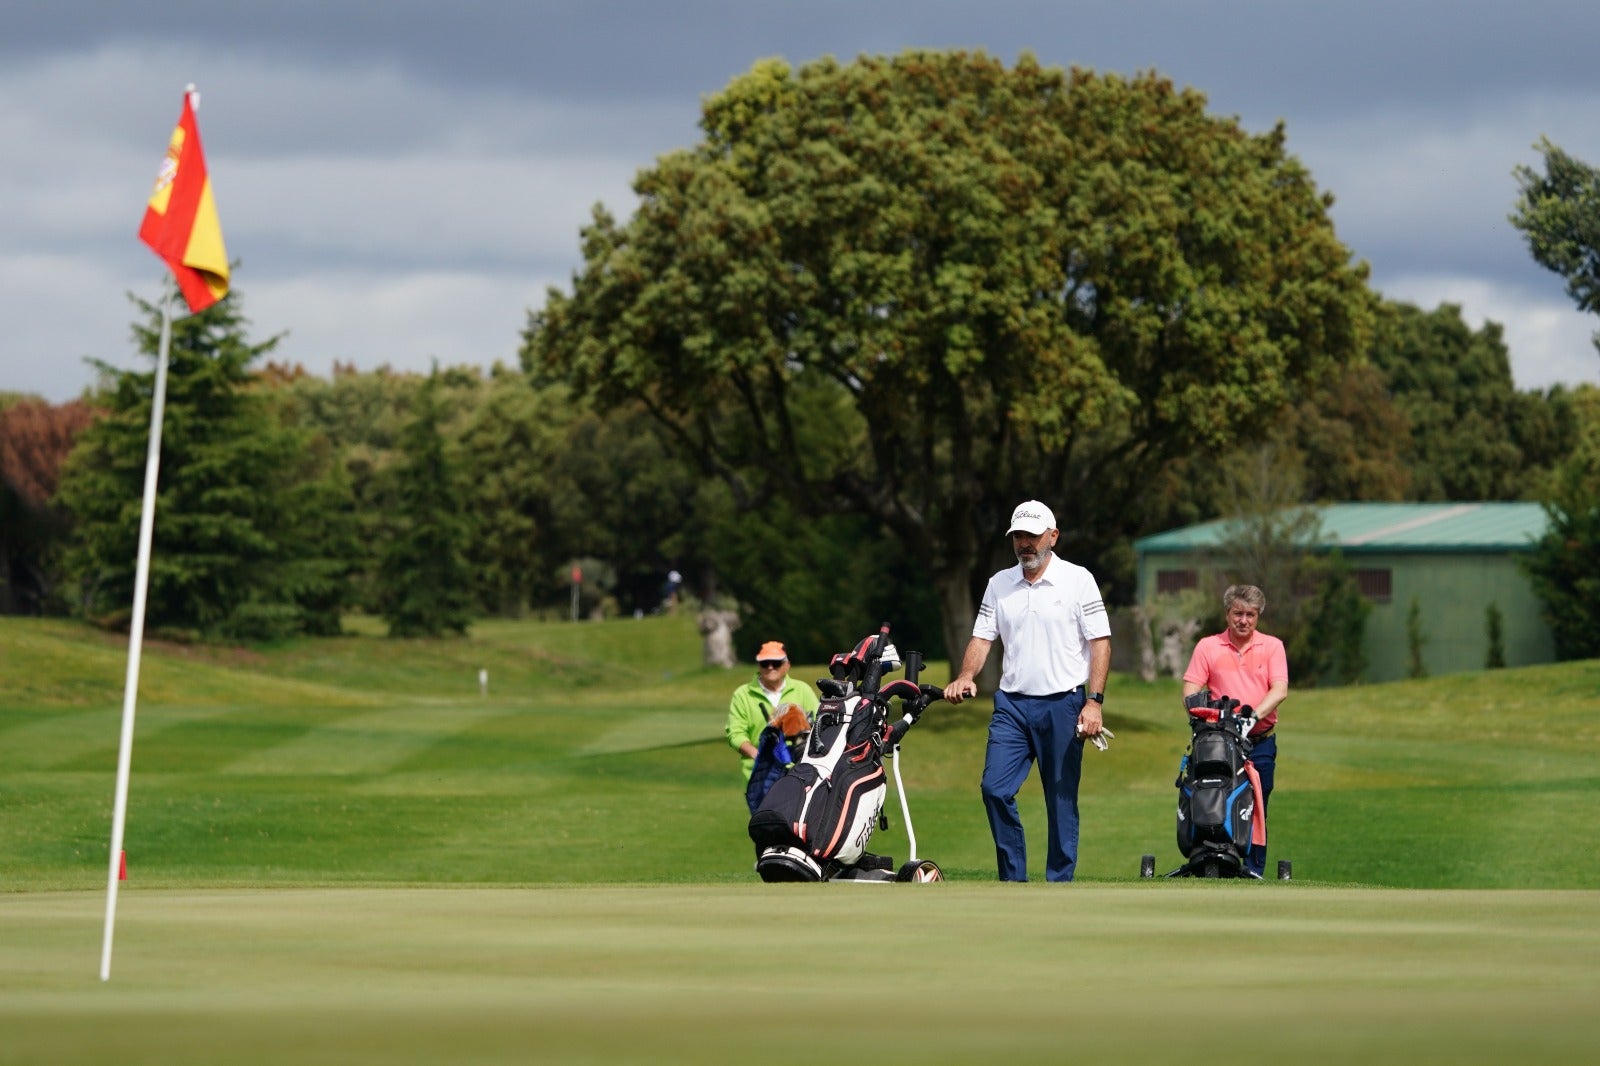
left=3, top=614, right=1599, bottom=888
left=4, top=615, right=1600, bottom=1064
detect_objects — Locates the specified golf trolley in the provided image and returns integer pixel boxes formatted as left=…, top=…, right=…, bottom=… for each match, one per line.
left=748, top=625, right=945, bottom=883
left=1148, top=689, right=1270, bottom=879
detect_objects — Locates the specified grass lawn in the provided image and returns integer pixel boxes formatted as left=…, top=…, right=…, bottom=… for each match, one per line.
left=6, top=885, right=1600, bottom=1065
left=2, top=613, right=1598, bottom=1063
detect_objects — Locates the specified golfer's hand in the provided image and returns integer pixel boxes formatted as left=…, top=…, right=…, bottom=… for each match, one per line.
left=1077, top=703, right=1104, bottom=736
left=944, top=678, right=978, bottom=704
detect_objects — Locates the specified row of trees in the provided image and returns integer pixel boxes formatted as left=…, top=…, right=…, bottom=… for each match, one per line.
left=2, top=51, right=1597, bottom=665
left=1, top=278, right=1589, bottom=662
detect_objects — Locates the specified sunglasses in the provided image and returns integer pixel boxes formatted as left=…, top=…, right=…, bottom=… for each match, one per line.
left=757, top=660, right=786, bottom=669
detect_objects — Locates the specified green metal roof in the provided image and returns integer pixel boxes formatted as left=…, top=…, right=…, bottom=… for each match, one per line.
left=1134, top=502, right=1549, bottom=555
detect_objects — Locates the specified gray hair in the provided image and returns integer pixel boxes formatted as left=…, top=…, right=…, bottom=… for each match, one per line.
left=1223, top=584, right=1267, bottom=613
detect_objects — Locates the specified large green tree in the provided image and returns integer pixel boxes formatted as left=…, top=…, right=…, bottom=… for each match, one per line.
left=1512, top=137, right=1600, bottom=354
left=1522, top=384, right=1600, bottom=660
left=523, top=51, right=1375, bottom=661
left=59, top=288, right=352, bottom=639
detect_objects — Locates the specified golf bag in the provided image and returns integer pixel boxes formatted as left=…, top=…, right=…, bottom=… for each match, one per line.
left=748, top=625, right=942, bottom=882
left=744, top=703, right=813, bottom=815
left=1169, top=690, right=1267, bottom=878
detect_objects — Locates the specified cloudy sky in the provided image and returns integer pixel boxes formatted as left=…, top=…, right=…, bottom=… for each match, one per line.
left=4, top=0, right=1598, bottom=403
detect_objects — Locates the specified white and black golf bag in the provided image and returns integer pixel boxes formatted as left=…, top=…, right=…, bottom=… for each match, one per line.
left=1169, top=690, right=1266, bottom=879
left=748, top=626, right=941, bottom=882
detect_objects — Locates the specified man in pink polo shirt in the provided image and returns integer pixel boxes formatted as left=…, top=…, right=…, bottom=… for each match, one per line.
left=1181, top=584, right=1288, bottom=878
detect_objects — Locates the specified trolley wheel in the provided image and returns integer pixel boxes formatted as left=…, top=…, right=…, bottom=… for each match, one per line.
left=1140, top=854, right=1156, bottom=879
left=896, top=859, right=944, bottom=883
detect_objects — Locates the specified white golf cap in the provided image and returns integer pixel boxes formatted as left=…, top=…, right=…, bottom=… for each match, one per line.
left=1007, top=500, right=1055, bottom=535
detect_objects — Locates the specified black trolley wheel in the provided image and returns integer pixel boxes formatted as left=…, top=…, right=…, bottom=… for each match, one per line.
left=896, top=859, right=944, bottom=883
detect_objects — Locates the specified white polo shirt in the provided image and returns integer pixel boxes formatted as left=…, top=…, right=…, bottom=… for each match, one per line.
left=973, top=552, right=1110, bottom=695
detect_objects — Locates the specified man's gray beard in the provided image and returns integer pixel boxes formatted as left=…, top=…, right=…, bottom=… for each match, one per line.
left=1017, top=552, right=1044, bottom=573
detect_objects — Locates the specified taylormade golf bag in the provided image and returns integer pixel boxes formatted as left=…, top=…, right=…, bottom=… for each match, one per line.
left=748, top=625, right=942, bottom=882
left=1169, top=690, right=1267, bottom=879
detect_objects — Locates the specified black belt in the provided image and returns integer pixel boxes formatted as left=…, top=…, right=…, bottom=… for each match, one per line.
left=1008, top=685, right=1084, bottom=700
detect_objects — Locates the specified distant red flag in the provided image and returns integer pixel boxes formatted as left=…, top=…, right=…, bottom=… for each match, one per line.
left=138, top=89, right=229, bottom=312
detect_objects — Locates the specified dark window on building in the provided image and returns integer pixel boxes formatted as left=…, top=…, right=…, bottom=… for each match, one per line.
left=1157, top=569, right=1198, bottom=594
left=1356, top=568, right=1392, bottom=603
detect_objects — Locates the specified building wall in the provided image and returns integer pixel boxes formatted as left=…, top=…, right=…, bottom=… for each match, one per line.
left=1357, top=552, right=1553, bottom=680
left=1135, top=550, right=1555, bottom=683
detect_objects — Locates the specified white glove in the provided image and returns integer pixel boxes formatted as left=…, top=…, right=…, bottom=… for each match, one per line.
left=1078, top=723, right=1115, bottom=752
left=879, top=643, right=900, bottom=672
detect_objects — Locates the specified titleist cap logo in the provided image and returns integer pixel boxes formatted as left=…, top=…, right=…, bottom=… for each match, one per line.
left=1007, top=500, right=1055, bottom=535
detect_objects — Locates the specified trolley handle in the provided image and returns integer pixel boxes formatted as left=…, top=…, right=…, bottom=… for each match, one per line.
left=884, top=679, right=945, bottom=747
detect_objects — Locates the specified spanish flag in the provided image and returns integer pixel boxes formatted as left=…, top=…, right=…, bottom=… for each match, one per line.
left=138, top=88, right=229, bottom=313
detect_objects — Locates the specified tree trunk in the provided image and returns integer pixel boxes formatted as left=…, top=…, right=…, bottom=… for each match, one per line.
left=932, top=565, right=1001, bottom=693
left=698, top=607, right=740, bottom=668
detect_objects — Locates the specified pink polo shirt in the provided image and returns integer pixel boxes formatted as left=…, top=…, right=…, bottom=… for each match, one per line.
left=1183, top=630, right=1288, bottom=734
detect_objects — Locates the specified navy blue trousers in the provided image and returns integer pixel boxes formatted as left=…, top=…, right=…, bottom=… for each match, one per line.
left=1247, top=733, right=1277, bottom=877
left=981, top=689, right=1086, bottom=882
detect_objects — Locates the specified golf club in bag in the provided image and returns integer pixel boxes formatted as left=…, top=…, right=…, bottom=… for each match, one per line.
left=748, top=624, right=945, bottom=883
left=1163, top=689, right=1268, bottom=879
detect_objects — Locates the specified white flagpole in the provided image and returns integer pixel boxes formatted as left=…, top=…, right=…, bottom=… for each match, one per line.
left=100, top=287, right=176, bottom=981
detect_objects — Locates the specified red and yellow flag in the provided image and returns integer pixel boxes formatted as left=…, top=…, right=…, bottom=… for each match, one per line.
left=138, top=89, right=229, bottom=313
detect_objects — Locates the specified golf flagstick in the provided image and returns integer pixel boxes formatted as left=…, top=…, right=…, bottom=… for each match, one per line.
left=100, top=289, right=175, bottom=982
left=102, top=83, right=230, bottom=981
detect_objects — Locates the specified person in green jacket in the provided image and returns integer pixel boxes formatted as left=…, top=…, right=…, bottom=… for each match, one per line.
left=726, top=640, right=819, bottom=782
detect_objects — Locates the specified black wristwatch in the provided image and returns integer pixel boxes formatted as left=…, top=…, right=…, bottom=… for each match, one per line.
left=1086, top=691, right=1105, bottom=705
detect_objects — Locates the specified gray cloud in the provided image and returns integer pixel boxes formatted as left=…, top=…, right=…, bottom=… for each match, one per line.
left=4, top=0, right=1599, bottom=402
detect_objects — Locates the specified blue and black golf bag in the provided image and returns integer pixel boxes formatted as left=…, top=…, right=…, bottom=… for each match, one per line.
left=1167, top=690, right=1267, bottom=879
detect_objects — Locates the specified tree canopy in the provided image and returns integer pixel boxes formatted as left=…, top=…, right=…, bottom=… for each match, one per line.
left=0, top=397, right=97, bottom=613
left=523, top=50, right=1376, bottom=658
left=1512, top=137, right=1600, bottom=354
left=1368, top=301, right=1535, bottom=501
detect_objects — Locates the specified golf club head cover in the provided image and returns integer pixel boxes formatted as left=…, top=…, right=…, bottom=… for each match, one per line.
left=772, top=703, right=810, bottom=737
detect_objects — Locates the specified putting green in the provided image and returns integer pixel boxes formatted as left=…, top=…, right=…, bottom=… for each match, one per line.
left=4, top=885, right=1598, bottom=1064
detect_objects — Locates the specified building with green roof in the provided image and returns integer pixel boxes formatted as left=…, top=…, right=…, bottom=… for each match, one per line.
left=1133, top=502, right=1553, bottom=682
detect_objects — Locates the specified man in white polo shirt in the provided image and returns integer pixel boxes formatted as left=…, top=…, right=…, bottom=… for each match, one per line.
left=944, top=500, right=1112, bottom=882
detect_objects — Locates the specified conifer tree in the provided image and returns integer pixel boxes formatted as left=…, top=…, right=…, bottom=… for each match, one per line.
left=58, top=286, right=352, bottom=639
left=377, top=367, right=474, bottom=637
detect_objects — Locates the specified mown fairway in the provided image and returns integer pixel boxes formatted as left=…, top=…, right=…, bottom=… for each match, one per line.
left=3, top=614, right=1599, bottom=1063
left=6, top=885, right=1600, bottom=1065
